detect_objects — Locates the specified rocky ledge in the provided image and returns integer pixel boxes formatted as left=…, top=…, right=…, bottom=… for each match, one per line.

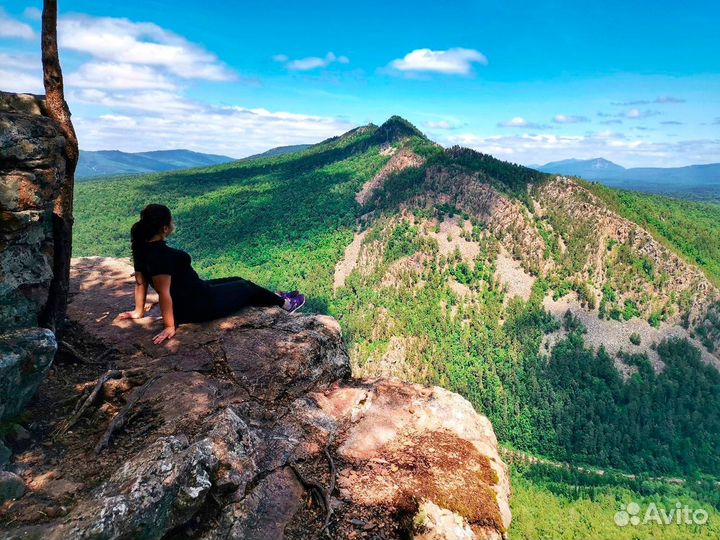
left=1, top=256, right=510, bottom=540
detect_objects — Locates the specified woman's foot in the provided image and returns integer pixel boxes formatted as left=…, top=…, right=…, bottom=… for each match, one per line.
left=279, top=291, right=305, bottom=313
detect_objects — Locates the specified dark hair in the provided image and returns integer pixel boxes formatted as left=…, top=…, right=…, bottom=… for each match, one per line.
left=131, top=204, right=172, bottom=271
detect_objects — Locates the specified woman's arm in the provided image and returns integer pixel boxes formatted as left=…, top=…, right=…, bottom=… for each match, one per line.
left=151, top=274, right=176, bottom=344
left=117, top=271, right=150, bottom=320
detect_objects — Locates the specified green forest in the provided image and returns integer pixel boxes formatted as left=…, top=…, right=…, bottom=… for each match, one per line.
left=73, top=117, right=720, bottom=538
left=585, top=182, right=720, bottom=287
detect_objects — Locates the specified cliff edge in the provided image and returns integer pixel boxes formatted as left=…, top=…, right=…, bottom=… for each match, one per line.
left=1, top=256, right=511, bottom=540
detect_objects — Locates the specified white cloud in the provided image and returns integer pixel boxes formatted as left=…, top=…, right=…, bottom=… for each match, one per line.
left=0, top=51, right=38, bottom=70
left=655, top=95, right=685, bottom=104
left=612, top=96, right=685, bottom=106
left=67, top=62, right=178, bottom=90
left=0, top=68, right=43, bottom=93
left=274, top=51, right=350, bottom=71
left=69, top=89, right=352, bottom=157
left=0, top=53, right=43, bottom=93
left=599, top=108, right=662, bottom=120
left=72, top=88, right=199, bottom=113
left=1, top=11, right=350, bottom=158
left=98, top=114, right=137, bottom=128
left=553, top=114, right=589, bottom=124
left=443, top=130, right=720, bottom=168
left=498, top=117, right=530, bottom=127
left=624, top=108, right=660, bottom=119
left=58, top=14, right=236, bottom=81
left=611, top=100, right=650, bottom=106
left=389, top=48, right=487, bottom=75
left=425, top=119, right=463, bottom=130
left=0, top=7, right=35, bottom=39
left=497, top=116, right=551, bottom=129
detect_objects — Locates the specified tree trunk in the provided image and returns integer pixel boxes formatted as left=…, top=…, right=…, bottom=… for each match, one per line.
left=38, top=0, right=79, bottom=335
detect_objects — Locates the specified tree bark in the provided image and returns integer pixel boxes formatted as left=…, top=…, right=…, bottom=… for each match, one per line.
left=39, top=0, right=79, bottom=335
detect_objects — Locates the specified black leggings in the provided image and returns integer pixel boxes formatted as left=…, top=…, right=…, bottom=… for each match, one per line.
left=176, top=277, right=284, bottom=324
left=206, top=276, right=284, bottom=318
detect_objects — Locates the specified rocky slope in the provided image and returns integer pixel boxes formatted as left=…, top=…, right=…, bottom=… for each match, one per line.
left=354, top=143, right=720, bottom=367
left=0, top=257, right=511, bottom=540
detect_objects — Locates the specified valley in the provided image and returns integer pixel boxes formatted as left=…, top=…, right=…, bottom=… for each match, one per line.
left=72, top=116, right=720, bottom=538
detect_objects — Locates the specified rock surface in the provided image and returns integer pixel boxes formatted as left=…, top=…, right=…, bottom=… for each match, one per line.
left=0, top=328, right=57, bottom=422
left=0, top=257, right=511, bottom=540
left=0, top=91, right=66, bottom=424
left=0, top=472, right=25, bottom=504
left=356, top=148, right=425, bottom=206
left=0, top=91, right=66, bottom=331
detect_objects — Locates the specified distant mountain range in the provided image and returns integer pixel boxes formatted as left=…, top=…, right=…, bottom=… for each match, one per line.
left=77, top=145, right=316, bottom=179
left=77, top=149, right=236, bottom=178
left=239, top=144, right=312, bottom=161
left=534, top=158, right=720, bottom=200
left=79, top=149, right=720, bottom=201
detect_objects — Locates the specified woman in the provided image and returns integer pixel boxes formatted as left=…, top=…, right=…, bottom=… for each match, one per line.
left=117, top=204, right=305, bottom=344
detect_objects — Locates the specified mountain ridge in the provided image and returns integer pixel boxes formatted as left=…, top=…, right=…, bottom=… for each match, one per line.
left=536, top=157, right=720, bottom=199
left=77, top=148, right=235, bottom=179
left=238, top=144, right=312, bottom=161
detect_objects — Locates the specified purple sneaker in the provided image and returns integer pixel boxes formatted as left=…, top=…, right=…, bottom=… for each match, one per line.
left=277, top=290, right=300, bottom=298
left=279, top=291, right=305, bottom=313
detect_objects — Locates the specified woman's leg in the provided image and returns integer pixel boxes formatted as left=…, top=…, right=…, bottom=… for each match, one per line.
left=242, top=279, right=286, bottom=307
left=206, top=276, right=245, bottom=285
left=206, top=278, right=284, bottom=320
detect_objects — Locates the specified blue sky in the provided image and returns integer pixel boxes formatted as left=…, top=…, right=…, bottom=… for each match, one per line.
left=1, top=0, right=719, bottom=166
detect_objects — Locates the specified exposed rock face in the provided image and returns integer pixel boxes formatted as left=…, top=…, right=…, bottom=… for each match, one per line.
left=0, top=91, right=66, bottom=422
left=356, top=148, right=425, bottom=206
left=1, top=257, right=511, bottom=540
left=535, top=177, right=720, bottom=353
left=418, top=164, right=548, bottom=276
left=378, top=159, right=720, bottom=362
left=0, top=91, right=66, bottom=330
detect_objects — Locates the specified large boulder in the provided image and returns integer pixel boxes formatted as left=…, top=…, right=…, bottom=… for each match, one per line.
left=0, top=91, right=66, bottom=331
left=0, top=328, right=57, bottom=422
left=0, top=91, right=65, bottom=425
left=1, top=257, right=511, bottom=540
left=0, top=472, right=25, bottom=504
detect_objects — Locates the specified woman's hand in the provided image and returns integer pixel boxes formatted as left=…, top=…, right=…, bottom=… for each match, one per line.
left=117, top=309, right=145, bottom=320
left=153, top=326, right=176, bottom=345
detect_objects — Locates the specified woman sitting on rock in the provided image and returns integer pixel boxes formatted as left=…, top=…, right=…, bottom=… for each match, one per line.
left=117, top=203, right=305, bottom=344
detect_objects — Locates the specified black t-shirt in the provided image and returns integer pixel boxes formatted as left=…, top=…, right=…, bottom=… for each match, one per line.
left=133, top=239, right=210, bottom=322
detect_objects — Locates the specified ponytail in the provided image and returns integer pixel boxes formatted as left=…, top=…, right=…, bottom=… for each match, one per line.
left=130, top=204, right=172, bottom=271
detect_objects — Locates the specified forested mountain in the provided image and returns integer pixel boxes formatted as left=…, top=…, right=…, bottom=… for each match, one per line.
left=537, top=157, right=720, bottom=200
left=76, top=149, right=235, bottom=178
left=73, top=116, right=720, bottom=538
left=239, top=144, right=312, bottom=161
left=535, top=157, right=626, bottom=176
